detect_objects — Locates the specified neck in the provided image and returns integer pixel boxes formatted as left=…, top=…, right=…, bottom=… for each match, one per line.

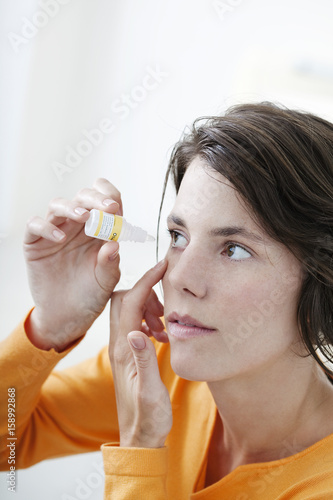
left=207, top=355, right=333, bottom=469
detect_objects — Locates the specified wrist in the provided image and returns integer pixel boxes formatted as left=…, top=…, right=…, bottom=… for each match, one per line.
left=120, top=433, right=166, bottom=449
left=25, top=309, right=80, bottom=352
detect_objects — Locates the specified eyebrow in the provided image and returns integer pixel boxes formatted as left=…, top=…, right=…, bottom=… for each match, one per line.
left=167, top=214, right=265, bottom=244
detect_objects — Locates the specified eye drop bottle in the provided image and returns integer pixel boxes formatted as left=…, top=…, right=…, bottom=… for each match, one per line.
left=84, top=209, right=155, bottom=243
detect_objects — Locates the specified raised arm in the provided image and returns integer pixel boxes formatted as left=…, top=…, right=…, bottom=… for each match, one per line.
left=0, top=178, right=124, bottom=469
left=103, top=260, right=171, bottom=499
left=24, top=177, right=122, bottom=351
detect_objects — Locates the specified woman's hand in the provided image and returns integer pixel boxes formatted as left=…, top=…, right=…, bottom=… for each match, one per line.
left=24, top=178, right=123, bottom=351
left=109, top=259, right=172, bottom=448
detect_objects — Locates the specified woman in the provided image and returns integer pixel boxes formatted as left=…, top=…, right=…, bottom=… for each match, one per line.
left=1, top=103, right=333, bottom=499
left=105, top=102, right=333, bottom=498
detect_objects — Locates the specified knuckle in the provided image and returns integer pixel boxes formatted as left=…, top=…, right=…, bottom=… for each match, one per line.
left=112, top=341, right=129, bottom=364
left=26, top=215, right=39, bottom=227
left=121, top=291, right=134, bottom=308
left=76, top=187, right=90, bottom=199
left=46, top=198, right=69, bottom=218
left=94, top=177, right=108, bottom=186
left=49, top=196, right=65, bottom=206
left=135, top=356, right=151, bottom=371
left=95, top=178, right=122, bottom=199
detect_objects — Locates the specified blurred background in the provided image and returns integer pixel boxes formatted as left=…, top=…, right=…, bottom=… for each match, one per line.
left=1, top=0, right=333, bottom=498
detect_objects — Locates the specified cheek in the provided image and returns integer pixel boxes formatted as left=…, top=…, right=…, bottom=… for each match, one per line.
left=218, top=272, right=302, bottom=355
left=162, top=265, right=303, bottom=381
left=163, top=250, right=302, bottom=335
left=214, top=277, right=271, bottom=334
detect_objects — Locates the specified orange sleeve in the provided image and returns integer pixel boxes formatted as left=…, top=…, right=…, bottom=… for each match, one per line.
left=102, top=444, right=168, bottom=499
left=0, top=310, right=119, bottom=470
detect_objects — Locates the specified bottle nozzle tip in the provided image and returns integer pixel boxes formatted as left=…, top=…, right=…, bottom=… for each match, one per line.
left=146, top=234, right=155, bottom=242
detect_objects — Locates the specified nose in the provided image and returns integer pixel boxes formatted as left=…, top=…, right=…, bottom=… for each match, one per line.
left=167, top=245, right=208, bottom=298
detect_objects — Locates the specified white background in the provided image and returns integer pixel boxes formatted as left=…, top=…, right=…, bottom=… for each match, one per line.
left=1, top=0, right=333, bottom=498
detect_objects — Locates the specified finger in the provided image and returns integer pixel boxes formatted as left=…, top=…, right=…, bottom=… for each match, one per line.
left=144, top=309, right=165, bottom=333
left=119, top=260, right=168, bottom=334
left=143, top=310, right=169, bottom=343
left=150, top=329, right=169, bottom=343
left=95, top=241, right=121, bottom=293
left=46, top=196, right=119, bottom=226
left=110, top=290, right=129, bottom=334
left=45, top=197, right=90, bottom=225
left=141, top=322, right=151, bottom=336
left=110, top=289, right=163, bottom=333
left=140, top=321, right=169, bottom=344
left=92, top=178, right=123, bottom=216
left=144, top=289, right=164, bottom=317
left=126, top=331, right=173, bottom=447
left=75, top=187, right=121, bottom=214
left=127, top=332, right=164, bottom=392
left=24, top=216, right=67, bottom=245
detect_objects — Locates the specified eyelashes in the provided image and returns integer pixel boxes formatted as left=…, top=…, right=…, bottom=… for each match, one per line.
left=224, top=244, right=251, bottom=260
left=167, top=229, right=186, bottom=248
left=166, top=228, right=252, bottom=260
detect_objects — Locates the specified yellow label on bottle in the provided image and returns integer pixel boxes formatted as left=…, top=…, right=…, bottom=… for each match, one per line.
left=109, top=215, right=123, bottom=241
left=94, top=210, right=104, bottom=237
left=93, top=211, right=123, bottom=240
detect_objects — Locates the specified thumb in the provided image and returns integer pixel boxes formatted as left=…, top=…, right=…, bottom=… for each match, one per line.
left=127, top=332, right=162, bottom=388
left=95, top=241, right=121, bottom=292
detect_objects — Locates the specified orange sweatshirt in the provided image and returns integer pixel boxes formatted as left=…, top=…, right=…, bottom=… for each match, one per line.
left=1, top=312, right=333, bottom=499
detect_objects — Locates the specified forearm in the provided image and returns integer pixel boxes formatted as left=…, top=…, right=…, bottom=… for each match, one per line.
left=0, top=310, right=81, bottom=468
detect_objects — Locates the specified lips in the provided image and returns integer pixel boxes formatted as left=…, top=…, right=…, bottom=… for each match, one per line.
left=167, top=312, right=216, bottom=339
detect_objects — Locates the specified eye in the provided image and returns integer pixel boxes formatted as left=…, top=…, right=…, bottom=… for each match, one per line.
left=167, top=229, right=187, bottom=249
left=225, top=243, right=251, bottom=260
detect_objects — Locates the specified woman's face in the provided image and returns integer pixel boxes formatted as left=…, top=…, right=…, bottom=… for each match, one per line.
left=162, top=158, right=305, bottom=382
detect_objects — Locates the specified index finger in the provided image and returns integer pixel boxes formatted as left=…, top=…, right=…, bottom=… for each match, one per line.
left=119, top=259, right=168, bottom=334
left=93, top=178, right=123, bottom=216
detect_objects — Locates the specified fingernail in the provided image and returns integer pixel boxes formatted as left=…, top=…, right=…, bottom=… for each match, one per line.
left=74, top=207, right=88, bottom=215
left=128, top=334, right=146, bottom=350
left=103, top=198, right=118, bottom=207
left=52, top=229, right=65, bottom=241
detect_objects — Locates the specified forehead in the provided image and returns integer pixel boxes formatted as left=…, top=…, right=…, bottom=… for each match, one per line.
left=173, top=158, right=255, bottom=228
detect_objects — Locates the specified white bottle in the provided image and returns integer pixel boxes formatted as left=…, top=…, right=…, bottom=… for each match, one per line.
left=84, top=209, right=155, bottom=243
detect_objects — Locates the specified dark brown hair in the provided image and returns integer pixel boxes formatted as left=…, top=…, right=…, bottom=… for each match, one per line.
left=158, top=102, right=333, bottom=380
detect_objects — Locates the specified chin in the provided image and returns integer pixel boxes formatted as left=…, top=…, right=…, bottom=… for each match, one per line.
left=169, top=349, right=221, bottom=382
left=168, top=339, right=243, bottom=383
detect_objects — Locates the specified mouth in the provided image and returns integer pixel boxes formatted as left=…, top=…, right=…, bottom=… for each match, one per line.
left=166, top=312, right=216, bottom=339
